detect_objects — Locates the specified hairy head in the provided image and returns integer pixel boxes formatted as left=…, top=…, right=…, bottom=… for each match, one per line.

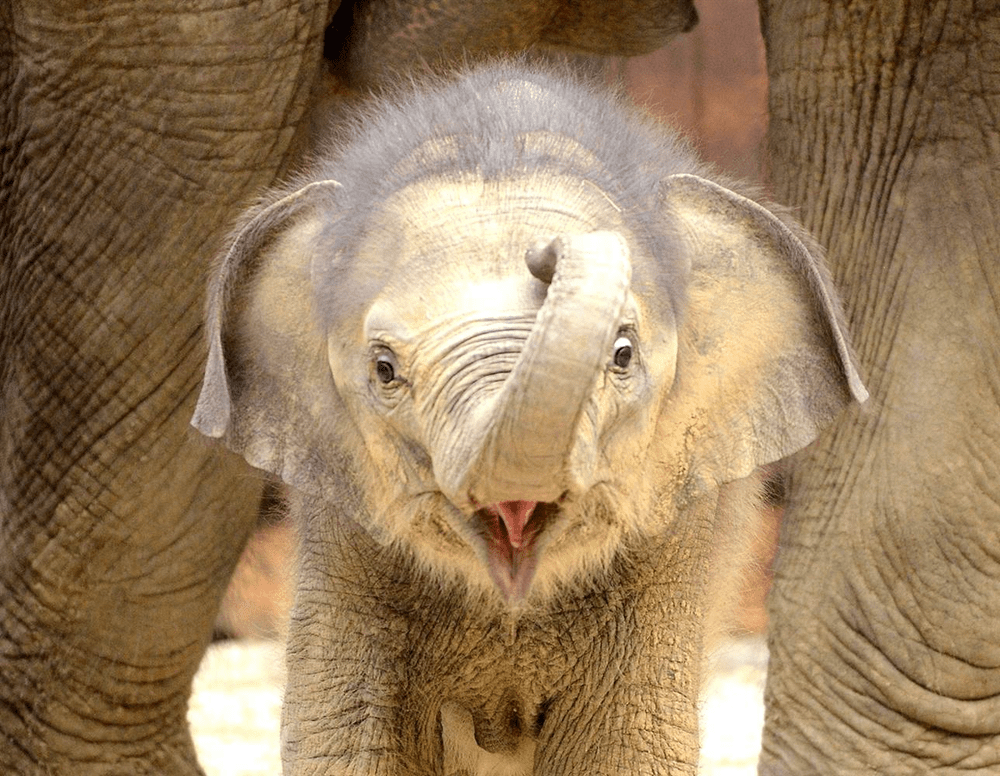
left=307, top=62, right=698, bottom=331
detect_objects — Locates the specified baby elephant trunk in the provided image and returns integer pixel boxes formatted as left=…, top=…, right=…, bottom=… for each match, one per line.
left=439, top=231, right=632, bottom=509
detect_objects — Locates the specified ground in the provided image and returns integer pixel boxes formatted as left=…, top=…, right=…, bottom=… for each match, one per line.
left=188, top=635, right=768, bottom=775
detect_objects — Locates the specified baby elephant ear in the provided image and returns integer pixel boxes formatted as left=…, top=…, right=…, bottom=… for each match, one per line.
left=659, top=173, right=868, bottom=490
left=192, top=180, right=342, bottom=494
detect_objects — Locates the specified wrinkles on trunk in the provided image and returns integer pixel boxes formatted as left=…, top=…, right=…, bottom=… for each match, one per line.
left=436, top=232, right=631, bottom=509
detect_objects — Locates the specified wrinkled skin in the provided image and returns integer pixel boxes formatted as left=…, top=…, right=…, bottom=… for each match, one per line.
left=193, top=65, right=862, bottom=774
left=0, top=3, right=330, bottom=773
left=0, top=1, right=703, bottom=773
left=757, top=2, right=1000, bottom=774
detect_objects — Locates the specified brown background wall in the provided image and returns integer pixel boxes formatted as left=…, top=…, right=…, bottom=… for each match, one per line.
left=625, top=0, right=767, bottom=184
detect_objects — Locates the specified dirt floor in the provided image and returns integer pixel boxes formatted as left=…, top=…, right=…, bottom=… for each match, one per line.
left=188, top=635, right=768, bottom=776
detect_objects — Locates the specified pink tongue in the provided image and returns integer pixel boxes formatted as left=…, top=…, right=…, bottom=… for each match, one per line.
left=492, top=500, right=537, bottom=548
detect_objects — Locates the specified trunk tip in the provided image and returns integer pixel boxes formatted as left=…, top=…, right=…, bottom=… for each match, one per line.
left=525, top=238, right=557, bottom=283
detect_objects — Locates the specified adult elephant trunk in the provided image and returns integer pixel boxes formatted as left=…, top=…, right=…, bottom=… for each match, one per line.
left=437, top=232, right=632, bottom=509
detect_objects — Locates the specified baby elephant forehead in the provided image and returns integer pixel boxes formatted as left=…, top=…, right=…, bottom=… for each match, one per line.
left=351, top=172, right=642, bottom=342
left=365, top=171, right=630, bottom=268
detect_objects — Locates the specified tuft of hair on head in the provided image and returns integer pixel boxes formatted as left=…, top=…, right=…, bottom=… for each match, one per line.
left=305, top=59, right=703, bottom=334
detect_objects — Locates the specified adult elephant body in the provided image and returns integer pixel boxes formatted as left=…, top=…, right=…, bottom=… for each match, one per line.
left=0, top=1, right=693, bottom=773
left=758, top=2, right=1000, bottom=772
left=0, top=3, right=331, bottom=772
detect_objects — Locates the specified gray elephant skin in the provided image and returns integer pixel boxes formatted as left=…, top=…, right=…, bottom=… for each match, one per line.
left=757, top=3, right=1000, bottom=773
left=192, top=64, right=865, bottom=775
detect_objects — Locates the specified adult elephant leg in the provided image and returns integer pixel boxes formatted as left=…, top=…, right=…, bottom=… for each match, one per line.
left=0, top=1, right=332, bottom=772
left=760, top=2, right=1000, bottom=772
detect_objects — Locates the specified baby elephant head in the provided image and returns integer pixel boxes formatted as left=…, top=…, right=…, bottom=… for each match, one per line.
left=192, top=65, right=866, bottom=604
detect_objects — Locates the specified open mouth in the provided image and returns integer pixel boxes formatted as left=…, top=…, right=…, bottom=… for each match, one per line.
left=474, top=501, right=560, bottom=601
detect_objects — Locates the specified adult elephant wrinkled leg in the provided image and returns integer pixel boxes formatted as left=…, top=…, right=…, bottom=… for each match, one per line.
left=0, top=1, right=331, bottom=772
left=0, top=403, right=262, bottom=773
left=0, top=151, right=267, bottom=766
left=759, top=2, right=1000, bottom=772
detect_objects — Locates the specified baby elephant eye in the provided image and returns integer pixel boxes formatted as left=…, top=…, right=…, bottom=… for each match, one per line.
left=374, top=353, right=397, bottom=384
left=612, top=335, right=634, bottom=369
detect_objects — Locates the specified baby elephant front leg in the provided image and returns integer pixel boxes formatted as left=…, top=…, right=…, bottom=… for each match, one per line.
left=280, top=506, right=412, bottom=775
left=528, top=579, right=705, bottom=775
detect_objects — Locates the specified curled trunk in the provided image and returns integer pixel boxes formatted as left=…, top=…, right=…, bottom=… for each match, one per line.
left=437, top=231, right=632, bottom=508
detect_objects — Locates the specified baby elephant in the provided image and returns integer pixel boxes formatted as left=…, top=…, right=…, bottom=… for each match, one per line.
left=193, top=63, right=866, bottom=776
